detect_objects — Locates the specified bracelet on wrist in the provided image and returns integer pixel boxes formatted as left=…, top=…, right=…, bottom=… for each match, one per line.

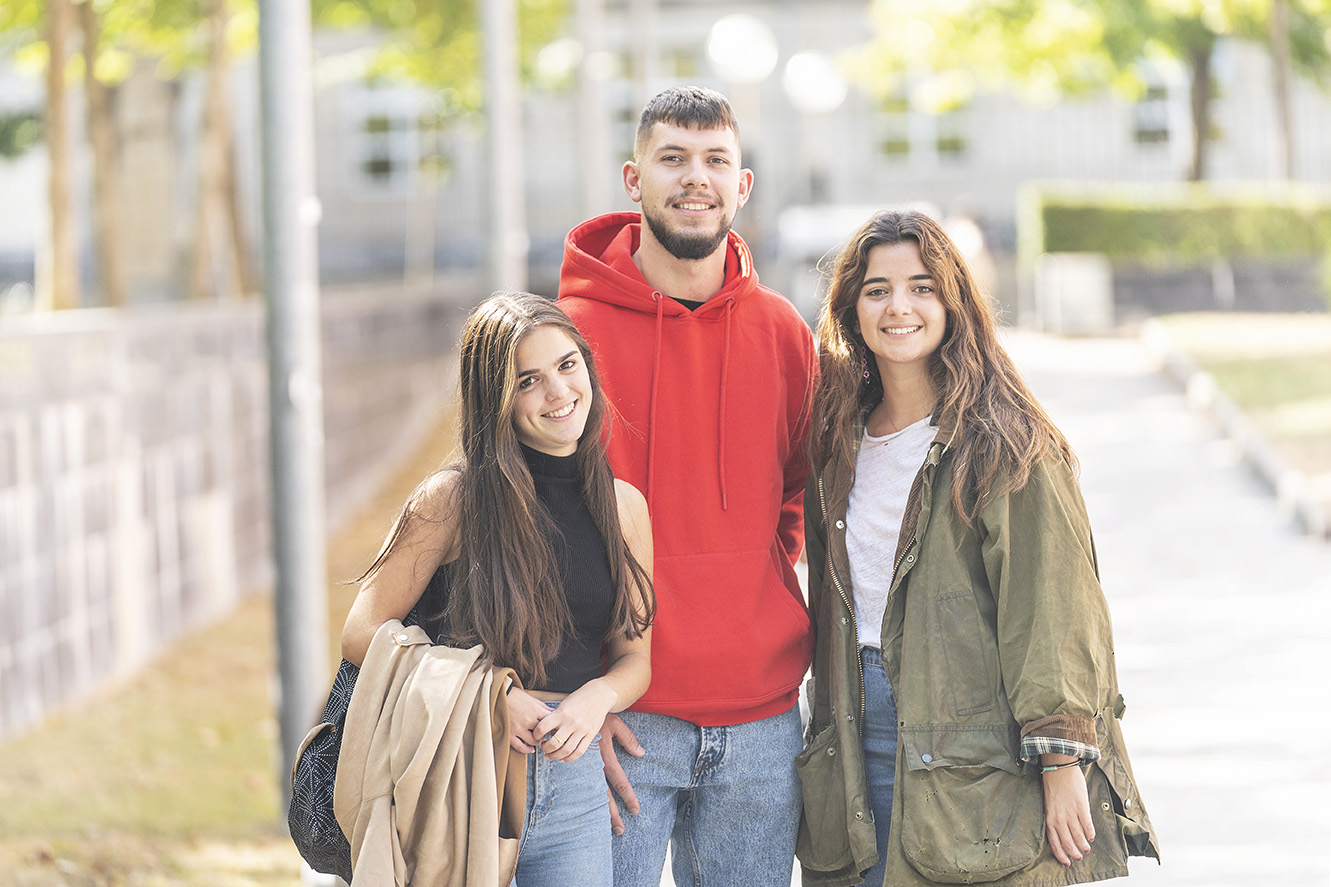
left=1040, top=759, right=1082, bottom=773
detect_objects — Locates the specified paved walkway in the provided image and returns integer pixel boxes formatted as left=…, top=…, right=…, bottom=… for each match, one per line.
left=1006, top=330, right=1331, bottom=887
left=663, top=331, right=1331, bottom=887
left=320, top=327, right=1328, bottom=887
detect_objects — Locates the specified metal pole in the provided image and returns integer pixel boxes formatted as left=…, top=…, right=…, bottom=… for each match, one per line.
left=482, top=0, right=528, bottom=293
left=629, top=0, right=659, bottom=106
left=257, top=0, right=329, bottom=805
left=575, top=0, right=612, bottom=216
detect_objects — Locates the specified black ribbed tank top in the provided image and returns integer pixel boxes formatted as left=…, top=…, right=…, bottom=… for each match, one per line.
left=521, top=444, right=616, bottom=693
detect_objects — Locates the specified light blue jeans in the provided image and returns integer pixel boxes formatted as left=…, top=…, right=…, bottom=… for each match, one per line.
left=513, top=725, right=612, bottom=887
left=612, top=705, right=803, bottom=887
left=860, top=645, right=899, bottom=887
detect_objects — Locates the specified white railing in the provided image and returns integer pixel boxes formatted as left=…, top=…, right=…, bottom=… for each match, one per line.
left=0, top=286, right=469, bottom=739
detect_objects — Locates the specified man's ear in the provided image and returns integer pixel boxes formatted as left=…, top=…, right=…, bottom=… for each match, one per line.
left=735, top=167, right=754, bottom=209
left=622, top=161, right=642, bottom=204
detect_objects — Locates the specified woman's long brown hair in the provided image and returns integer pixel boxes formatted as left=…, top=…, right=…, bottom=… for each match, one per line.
left=362, top=293, right=654, bottom=686
left=811, top=210, right=1074, bottom=524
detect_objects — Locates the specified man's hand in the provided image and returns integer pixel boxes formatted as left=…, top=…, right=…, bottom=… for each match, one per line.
left=599, top=713, right=645, bottom=835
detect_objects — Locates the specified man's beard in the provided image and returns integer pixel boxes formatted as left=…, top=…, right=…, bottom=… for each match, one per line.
left=642, top=204, right=732, bottom=261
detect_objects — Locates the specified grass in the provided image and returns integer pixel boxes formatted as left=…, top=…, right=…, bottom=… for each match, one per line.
left=0, top=405, right=459, bottom=886
left=1158, top=310, right=1331, bottom=504
left=1204, top=355, right=1331, bottom=412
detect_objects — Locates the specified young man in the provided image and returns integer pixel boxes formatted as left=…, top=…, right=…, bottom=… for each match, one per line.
left=557, top=86, right=816, bottom=887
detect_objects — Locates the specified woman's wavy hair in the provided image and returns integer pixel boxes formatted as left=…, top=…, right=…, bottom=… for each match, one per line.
left=811, top=210, right=1073, bottom=525
left=363, top=292, right=653, bottom=685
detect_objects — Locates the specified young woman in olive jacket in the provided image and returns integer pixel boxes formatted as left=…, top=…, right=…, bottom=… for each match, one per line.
left=796, top=211, right=1159, bottom=887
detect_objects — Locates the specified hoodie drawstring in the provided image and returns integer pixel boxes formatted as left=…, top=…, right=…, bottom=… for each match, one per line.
left=717, top=299, right=732, bottom=510
left=646, top=292, right=665, bottom=514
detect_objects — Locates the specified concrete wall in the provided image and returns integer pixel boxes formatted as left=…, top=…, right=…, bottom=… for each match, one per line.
left=0, top=287, right=469, bottom=739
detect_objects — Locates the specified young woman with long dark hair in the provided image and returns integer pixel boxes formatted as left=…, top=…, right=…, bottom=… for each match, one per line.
left=341, top=292, right=655, bottom=886
left=796, top=211, right=1159, bottom=887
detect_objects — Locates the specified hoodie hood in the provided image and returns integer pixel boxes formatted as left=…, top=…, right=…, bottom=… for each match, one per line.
left=559, top=211, right=757, bottom=511
left=559, top=211, right=758, bottom=317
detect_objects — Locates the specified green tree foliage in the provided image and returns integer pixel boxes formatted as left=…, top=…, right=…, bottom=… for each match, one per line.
left=0, top=110, right=42, bottom=157
left=853, top=0, right=1331, bottom=179
left=0, top=0, right=255, bottom=84
left=310, top=0, right=569, bottom=111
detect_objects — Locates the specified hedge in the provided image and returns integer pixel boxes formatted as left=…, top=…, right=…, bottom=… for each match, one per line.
left=1018, top=183, right=1331, bottom=268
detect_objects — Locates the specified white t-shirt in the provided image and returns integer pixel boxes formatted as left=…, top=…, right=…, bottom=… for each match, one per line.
left=845, top=416, right=936, bottom=649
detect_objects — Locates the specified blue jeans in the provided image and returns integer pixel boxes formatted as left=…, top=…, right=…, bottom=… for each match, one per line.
left=860, top=645, right=898, bottom=887
left=513, top=729, right=612, bottom=887
left=612, top=705, right=803, bottom=887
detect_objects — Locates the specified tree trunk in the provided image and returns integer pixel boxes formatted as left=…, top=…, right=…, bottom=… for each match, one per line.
left=189, top=0, right=222, bottom=299
left=76, top=0, right=128, bottom=307
left=1187, top=40, right=1214, bottom=182
left=42, top=0, right=79, bottom=310
left=1269, top=0, right=1295, bottom=180
left=191, top=0, right=254, bottom=299
left=222, top=119, right=258, bottom=295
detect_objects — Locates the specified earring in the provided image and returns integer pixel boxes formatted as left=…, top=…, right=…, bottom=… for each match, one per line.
left=860, top=344, right=872, bottom=385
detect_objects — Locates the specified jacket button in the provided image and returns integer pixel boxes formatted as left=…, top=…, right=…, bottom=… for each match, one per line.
left=827, top=746, right=837, bottom=756
left=841, top=616, right=849, bottom=625
left=835, top=520, right=845, bottom=529
left=1101, top=801, right=1112, bottom=812
left=847, top=713, right=854, bottom=722
left=854, top=811, right=863, bottom=820
left=921, top=753, right=933, bottom=763
left=1124, top=798, right=1133, bottom=809
left=396, top=632, right=410, bottom=643
left=905, top=554, right=915, bottom=563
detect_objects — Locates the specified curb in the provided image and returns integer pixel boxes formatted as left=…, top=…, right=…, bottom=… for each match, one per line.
left=1140, top=319, right=1329, bottom=539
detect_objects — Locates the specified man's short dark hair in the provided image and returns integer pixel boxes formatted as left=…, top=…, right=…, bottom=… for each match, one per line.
left=634, top=86, right=740, bottom=158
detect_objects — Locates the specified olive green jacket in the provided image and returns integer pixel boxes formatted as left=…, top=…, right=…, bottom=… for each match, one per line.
left=797, top=425, right=1159, bottom=887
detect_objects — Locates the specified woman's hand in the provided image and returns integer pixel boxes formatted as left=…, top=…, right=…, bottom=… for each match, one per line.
left=534, top=679, right=619, bottom=763
left=1041, top=756, right=1095, bottom=866
left=506, top=686, right=556, bottom=755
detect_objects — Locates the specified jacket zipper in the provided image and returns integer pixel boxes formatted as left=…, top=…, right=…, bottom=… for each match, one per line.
left=890, top=530, right=916, bottom=586
left=818, top=473, right=866, bottom=735
left=889, top=458, right=930, bottom=587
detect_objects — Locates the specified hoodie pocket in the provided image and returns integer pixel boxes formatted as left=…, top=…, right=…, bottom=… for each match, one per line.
left=897, top=727, right=1044, bottom=884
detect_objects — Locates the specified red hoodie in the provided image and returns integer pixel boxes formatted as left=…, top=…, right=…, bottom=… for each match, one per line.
left=558, top=212, right=817, bottom=726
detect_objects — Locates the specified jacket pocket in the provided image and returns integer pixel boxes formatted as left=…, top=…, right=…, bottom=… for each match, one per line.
left=897, top=727, right=1044, bottom=884
left=795, top=722, right=872, bottom=874
left=933, top=590, right=997, bottom=716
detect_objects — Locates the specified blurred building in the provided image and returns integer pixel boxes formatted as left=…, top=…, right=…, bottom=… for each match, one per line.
left=2, top=0, right=1331, bottom=315
left=311, top=0, right=1331, bottom=317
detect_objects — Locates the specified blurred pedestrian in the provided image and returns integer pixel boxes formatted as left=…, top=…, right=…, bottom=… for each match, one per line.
left=340, top=292, right=655, bottom=886
left=557, top=85, right=818, bottom=887
left=798, top=210, right=1160, bottom=886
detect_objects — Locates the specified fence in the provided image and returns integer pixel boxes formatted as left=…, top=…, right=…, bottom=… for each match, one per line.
left=0, top=286, right=469, bottom=740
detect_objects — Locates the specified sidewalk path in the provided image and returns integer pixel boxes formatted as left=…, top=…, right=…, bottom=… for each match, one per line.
left=1004, top=330, right=1331, bottom=887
